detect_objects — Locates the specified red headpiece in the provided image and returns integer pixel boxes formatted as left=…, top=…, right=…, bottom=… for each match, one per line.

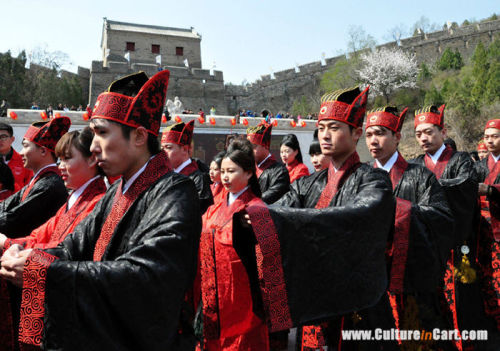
left=318, top=86, right=370, bottom=128
left=247, top=122, right=272, bottom=148
left=161, top=120, right=194, bottom=146
left=91, top=70, right=170, bottom=136
left=366, top=106, right=408, bottom=133
left=414, top=104, right=445, bottom=129
left=485, top=119, right=500, bottom=131
left=477, top=139, right=487, bottom=152
left=24, top=116, right=71, bottom=152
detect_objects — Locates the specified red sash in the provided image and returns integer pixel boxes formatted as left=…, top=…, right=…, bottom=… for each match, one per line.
left=424, top=145, right=453, bottom=180
left=21, top=165, right=60, bottom=202
left=93, top=153, right=172, bottom=261
left=179, top=159, right=198, bottom=177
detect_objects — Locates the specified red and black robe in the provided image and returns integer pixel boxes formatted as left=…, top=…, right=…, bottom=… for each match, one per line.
left=200, top=188, right=269, bottom=350
left=180, top=159, right=214, bottom=214
left=233, top=152, right=395, bottom=349
left=475, top=154, right=500, bottom=332
left=413, top=147, right=484, bottom=349
left=256, top=155, right=290, bottom=204
left=16, top=152, right=202, bottom=350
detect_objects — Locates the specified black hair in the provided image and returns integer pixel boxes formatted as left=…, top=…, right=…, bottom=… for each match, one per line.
left=118, top=122, right=160, bottom=155
left=309, top=138, right=322, bottom=155
left=225, top=133, right=240, bottom=151
left=224, top=138, right=261, bottom=197
left=280, top=134, right=303, bottom=163
left=0, top=160, right=14, bottom=192
left=444, top=138, right=457, bottom=151
left=212, top=151, right=226, bottom=169
left=0, top=122, right=13, bottom=137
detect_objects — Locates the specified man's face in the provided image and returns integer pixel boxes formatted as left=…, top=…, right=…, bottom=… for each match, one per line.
left=415, top=123, right=446, bottom=155
left=20, top=139, right=43, bottom=171
left=162, top=142, right=189, bottom=169
left=318, top=120, right=360, bottom=159
left=365, top=126, right=400, bottom=164
left=90, top=119, right=133, bottom=178
left=0, top=130, right=14, bottom=155
left=249, top=141, right=269, bottom=164
left=484, top=128, right=500, bottom=156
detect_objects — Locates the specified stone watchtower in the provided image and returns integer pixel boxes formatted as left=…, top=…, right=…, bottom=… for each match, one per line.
left=89, top=18, right=226, bottom=114
left=101, top=17, right=202, bottom=68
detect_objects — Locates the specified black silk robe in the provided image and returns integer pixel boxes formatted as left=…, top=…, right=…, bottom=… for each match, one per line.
left=0, top=173, right=67, bottom=238
left=235, top=162, right=395, bottom=335
left=189, top=168, right=214, bottom=214
left=258, top=160, right=290, bottom=204
left=37, top=171, right=201, bottom=350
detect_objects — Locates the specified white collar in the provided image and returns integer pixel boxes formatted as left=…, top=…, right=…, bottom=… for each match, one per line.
left=375, top=151, right=399, bottom=173
left=428, top=143, right=446, bottom=164
left=228, top=186, right=249, bottom=205
left=123, top=158, right=152, bottom=194
left=257, top=153, right=272, bottom=168
left=174, top=158, right=192, bottom=173
left=67, top=175, right=100, bottom=210
left=492, top=153, right=500, bottom=163
left=29, top=163, right=57, bottom=186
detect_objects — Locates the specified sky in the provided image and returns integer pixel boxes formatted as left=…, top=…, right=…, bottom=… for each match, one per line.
left=0, top=0, right=498, bottom=84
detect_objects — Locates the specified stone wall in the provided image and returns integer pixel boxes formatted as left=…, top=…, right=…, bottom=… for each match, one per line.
left=227, top=18, right=500, bottom=115
left=88, top=61, right=228, bottom=114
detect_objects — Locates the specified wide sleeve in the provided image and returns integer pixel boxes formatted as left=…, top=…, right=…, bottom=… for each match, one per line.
left=261, top=165, right=290, bottom=204
left=191, top=171, right=214, bottom=214
left=38, top=177, right=202, bottom=350
left=438, top=153, right=478, bottom=244
left=0, top=176, right=67, bottom=238
left=234, top=170, right=395, bottom=332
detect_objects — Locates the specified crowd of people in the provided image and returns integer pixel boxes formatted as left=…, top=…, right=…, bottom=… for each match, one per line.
left=0, top=70, right=498, bottom=351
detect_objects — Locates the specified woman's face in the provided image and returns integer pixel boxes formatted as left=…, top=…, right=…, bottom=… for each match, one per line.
left=310, top=152, right=330, bottom=172
left=220, top=158, right=252, bottom=194
left=209, top=161, right=221, bottom=183
left=58, top=145, right=96, bottom=190
left=280, top=144, right=298, bottom=165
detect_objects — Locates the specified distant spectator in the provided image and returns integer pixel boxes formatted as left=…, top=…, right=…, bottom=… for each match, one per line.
left=276, top=112, right=283, bottom=119
left=0, top=100, right=9, bottom=117
left=210, top=106, right=216, bottom=116
left=46, top=105, right=54, bottom=118
left=57, top=103, right=63, bottom=110
left=0, top=121, right=33, bottom=191
left=70, top=105, right=77, bottom=111
left=63, top=104, right=69, bottom=112
left=30, top=102, right=39, bottom=110
left=199, top=108, right=205, bottom=119
left=77, top=104, right=83, bottom=111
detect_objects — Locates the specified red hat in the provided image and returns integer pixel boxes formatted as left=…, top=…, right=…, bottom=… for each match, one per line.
left=318, top=86, right=370, bottom=128
left=366, top=106, right=408, bottom=133
left=247, top=122, right=272, bottom=148
left=414, top=104, right=445, bottom=129
left=91, top=70, right=170, bottom=136
left=24, top=116, right=71, bottom=152
left=478, top=139, right=487, bottom=152
left=484, top=119, right=500, bottom=131
left=161, top=120, right=194, bottom=146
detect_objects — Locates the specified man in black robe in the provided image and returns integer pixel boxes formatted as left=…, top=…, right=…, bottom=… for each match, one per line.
left=0, top=70, right=202, bottom=350
left=247, top=122, right=290, bottom=204
left=0, top=117, right=69, bottom=238
left=236, top=87, right=395, bottom=350
left=162, top=119, right=213, bottom=214
left=365, top=106, right=454, bottom=349
left=475, top=119, right=500, bottom=342
left=412, top=104, right=483, bottom=350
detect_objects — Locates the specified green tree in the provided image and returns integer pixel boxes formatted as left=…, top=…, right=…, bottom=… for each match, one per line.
left=437, top=48, right=463, bottom=70
left=291, top=96, right=313, bottom=117
left=320, top=57, right=360, bottom=93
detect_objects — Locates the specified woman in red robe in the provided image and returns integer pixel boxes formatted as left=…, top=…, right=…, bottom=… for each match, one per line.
left=0, top=127, right=106, bottom=251
left=200, top=138, right=269, bottom=351
left=209, top=151, right=225, bottom=202
left=280, top=134, right=309, bottom=183
left=0, top=127, right=107, bottom=351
